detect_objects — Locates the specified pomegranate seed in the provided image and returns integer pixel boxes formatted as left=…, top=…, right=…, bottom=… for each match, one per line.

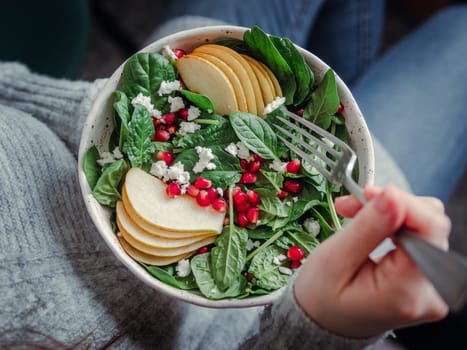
left=337, top=102, right=344, bottom=115
left=290, top=260, right=302, bottom=269
left=237, top=212, right=249, bottom=227
left=152, top=117, right=162, bottom=127
left=240, top=159, right=248, bottom=171
left=196, top=190, right=211, bottom=207
left=295, top=108, right=304, bottom=116
left=246, top=272, right=255, bottom=282
left=153, top=128, right=170, bottom=142
left=233, top=190, right=248, bottom=207
left=287, top=245, right=305, bottom=261
left=186, top=184, right=200, bottom=197
left=277, top=189, right=288, bottom=199
left=166, top=182, right=181, bottom=198
left=253, top=154, right=265, bottom=162
left=286, top=159, right=301, bottom=174
left=246, top=207, right=259, bottom=224
left=197, top=246, right=210, bottom=254
left=173, top=48, right=186, bottom=59
left=235, top=200, right=250, bottom=213
left=162, top=112, right=178, bottom=125
left=212, top=198, right=227, bottom=213
left=283, top=180, right=302, bottom=194
left=177, top=108, right=189, bottom=120
left=206, top=187, right=219, bottom=201
left=246, top=190, right=260, bottom=206
left=156, top=151, right=174, bottom=166
left=247, top=160, right=261, bottom=173
left=166, top=125, right=178, bottom=135
left=239, top=172, right=257, bottom=184
left=194, top=177, right=212, bottom=189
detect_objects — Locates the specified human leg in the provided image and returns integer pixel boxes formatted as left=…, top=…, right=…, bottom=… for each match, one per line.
left=351, top=5, right=467, bottom=201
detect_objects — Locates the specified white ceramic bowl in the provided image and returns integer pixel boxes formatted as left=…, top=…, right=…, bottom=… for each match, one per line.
left=78, top=25, right=374, bottom=308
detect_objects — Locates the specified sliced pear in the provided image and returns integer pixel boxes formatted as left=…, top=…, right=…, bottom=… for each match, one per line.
left=259, top=60, right=282, bottom=97
left=118, top=235, right=192, bottom=266
left=241, top=54, right=276, bottom=107
left=193, top=44, right=259, bottom=115
left=123, top=168, right=225, bottom=234
left=175, top=54, right=238, bottom=115
left=116, top=202, right=214, bottom=249
left=191, top=52, right=249, bottom=113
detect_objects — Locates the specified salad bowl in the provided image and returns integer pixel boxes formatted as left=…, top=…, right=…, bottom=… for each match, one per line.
left=78, top=25, right=374, bottom=308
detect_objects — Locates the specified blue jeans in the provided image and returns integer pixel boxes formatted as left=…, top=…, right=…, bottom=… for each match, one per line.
left=159, top=0, right=467, bottom=201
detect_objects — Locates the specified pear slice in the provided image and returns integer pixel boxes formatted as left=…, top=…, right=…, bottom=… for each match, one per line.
left=191, top=52, right=249, bottom=113
left=118, top=235, right=192, bottom=266
left=193, top=44, right=260, bottom=115
left=241, top=54, right=276, bottom=108
left=175, top=54, right=238, bottom=115
left=123, top=168, right=225, bottom=234
left=116, top=202, right=214, bottom=249
left=259, top=60, right=282, bottom=97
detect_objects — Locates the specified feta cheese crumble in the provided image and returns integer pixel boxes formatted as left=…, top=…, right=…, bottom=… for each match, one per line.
left=175, top=259, right=191, bottom=277
left=263, top=96, right=286, bottom=115
left=178, top=121, right=201, bottom=136
left=225, top=143, right=238, bottom=157
left=167, top=161, right=190, bottom=184
left=96, top=147, right=124, bottom=166
left=193, top=146, right=216, bottom=173
left=160, top=45, right=178, bottom=62
left=131, top=93, right=161, bottom=118
left=158, top=80, right=181, bottom=96
left=303, top=217, right=320, bottom=237
left=269, top=159, right=287, bottom=173
left=236, top=142, right=251, bottom=160
left=168, top=95, right=185, bottom=112
left=278, top=266, right=293, bottom=275
left=246, top=239, right=261, bottom=251
left=150, top=160, right=169, bottom=179
left=273, top=254, right=287, bottom=265
left=187, top=105, right=201, bottom=121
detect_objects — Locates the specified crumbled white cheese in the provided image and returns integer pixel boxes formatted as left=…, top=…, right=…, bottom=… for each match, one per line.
left=168, top=95, right=185, bottom=112
left=193, top=146, right=216, bottom=173
left=236, top=141, right=251, bottom=160
left=178, top=121, right=201, bottom=136
left=246, top=239, right=261, bottom=251
left=216, top=187, right=224, bottom=196
left=303, top=217, right=320, bottom=237
left=175, top=259, right=191, bottom=277
left=321, top=137, right=335, bottom=148
left=158, top=80, right=181, bottom=96
left=269, top=159, right=287, bottom=173
left=292, top=196, right=299, bottom=203
left=187, top=105, right=201, bottom=121
left=161, top=45, right=178, bottom=62
left=112, top=147, right=123, bottom=159
left=263, top=96, right=286, bottom=115
left=96, top=147, right=124, bottom=166
left=150, top=160, right=169, bottom=179
left=273, top=254, right=287, bottom=265
left=278, top=266, right=293, bottom=275
left=167, top=161, right=190, bottom=184
left=286, top=201, right=292, bottom=207
left=225, top=143, right=238, bottom=157
left=131, top=93, right=161, bottom=118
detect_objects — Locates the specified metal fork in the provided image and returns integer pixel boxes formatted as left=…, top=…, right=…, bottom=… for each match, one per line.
left=274, top=109, right=467, bottom=312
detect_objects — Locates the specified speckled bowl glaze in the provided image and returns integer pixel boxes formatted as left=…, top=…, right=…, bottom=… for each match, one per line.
left=78, top=25, right=374, bottom=308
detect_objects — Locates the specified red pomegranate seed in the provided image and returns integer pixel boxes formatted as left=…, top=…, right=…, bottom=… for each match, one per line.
left=166, top=125, right=178, bottom=135
left=286, top=159, right=301, bottom=174
left=186, top=184, right=200, bottom=197
left=166, top=182, right=181, bottom=198
left=246, top=190, right=260, bottom=206
left=153, top=128, right=171, bottom=142
left=239, top=172, right=257, bottom=184
left=240, top=159, right=248, bottom=171
left=173, top=48, right=186, bottom=59
left=295, top=108, right=304, bottom=117
left=283, top=180, right=302, bottom=194
left=162, top=112, right=178, bottom=125
left=233, top=190, right=248, bottom=206
left=246, top=207, right=259, bottom=224
left=290, top=260, right=302, bottom=269
left=196, top=190, right=211, bottom=207
left=287, top=245, right=305, bottom=261
left=337, top=102, right=344, bottom=115
left=152, top=117, right=162, bottom=127
left=237, top=212, right=249, bottom=227
left=247, top=160, right=261, bottom=173
left=253, top=154, right=265, bottom=162
left=277, top=189, right=288, bottom=199
left=197, top=246, right=210, bottom=254
left=194, top=177, right=212, bottom=189
left=177, top=107, right=189, bottom=120
left=235, top=201, right=250, bottom=213
left=212, top=198, right=227, bottom=213
left=206, top=187, right=219, bottom=201
left=156, top=151, right=174, bottom=166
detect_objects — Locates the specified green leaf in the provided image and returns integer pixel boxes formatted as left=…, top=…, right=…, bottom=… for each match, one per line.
left=216, top=38, right=250, bottom=54
left=243, top=26, right=296, bottom=104
left=92, top=159, right=129, bottom=207
left=83, top=145, right=101, bottom=190
left=287, top=182, right=323, bottom=222
left=256, top=169, right=284, bottom=194
left=144, top=265, right=198, bottom=290
left=284, top=225, right=320, bottom=254
left=191, top=253, right=247, bottom=299
left=113, top=90, right=131, bottom=149
left=123, top=104, right=156, bottom=168
left=248, top=245, right=289, bottom=291
left=256, top=188, right=289, bottom=218
left=303, top=69, right=339, bottom=129
left=229, top=112, right=279, bottom=160
left=180, top=89, right=215, bottom=112
left=210, top=225, right=248, bottom=290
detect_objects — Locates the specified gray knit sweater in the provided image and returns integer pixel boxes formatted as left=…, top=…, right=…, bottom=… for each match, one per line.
left=0, top=62, right=404, bottom=349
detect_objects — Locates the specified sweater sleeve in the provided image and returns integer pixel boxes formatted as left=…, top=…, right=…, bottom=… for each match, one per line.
left=0, top=62, right=106, bottom=157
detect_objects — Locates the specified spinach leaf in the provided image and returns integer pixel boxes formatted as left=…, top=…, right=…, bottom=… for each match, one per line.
left=216, top=38, right=250, bottom=54
left=210, top=225, right=248, bottom=290
left=243, top=26, right=296, bottom=104
left=247, top=226, right=275, bottom=240
left=83, top=145, right=101, bottom=190
left=191, top=253, right=247, bottom=299
left=256, top=188, right=289, bottom=218
left=287, top=182, right=323, bottom=222
left=92, top=159, right=129, bottom=207
left=270, top=36, right=314, bottom=106
left=248, top=245, right=289, bottom=291
left=230, top=112, right=279, bottom=160
left=113, top=90, right=131, bottom=149
left=179, top=89, right=214, bottom=112
left=144, top=265, right=198, bottom=290
left=283, top=224, right=320, bottom=254
left=256, top=169, right=284, bottom=193
left=303, top=69, right=339, bottom=130
left=123, top=104, right=156, bottom=168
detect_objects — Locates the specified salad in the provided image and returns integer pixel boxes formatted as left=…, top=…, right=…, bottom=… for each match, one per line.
left=83, top=26, right=352, bottom=300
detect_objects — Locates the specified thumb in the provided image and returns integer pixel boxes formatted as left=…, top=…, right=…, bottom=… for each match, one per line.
left=326, top=186, right=404, bottom=276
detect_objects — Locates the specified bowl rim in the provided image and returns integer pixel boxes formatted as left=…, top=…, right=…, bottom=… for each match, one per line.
left=78, top=25, right=374, bottom=308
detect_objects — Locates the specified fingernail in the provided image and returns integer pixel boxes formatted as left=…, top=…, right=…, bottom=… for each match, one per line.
left=335, top=195, right=351, bottom=204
